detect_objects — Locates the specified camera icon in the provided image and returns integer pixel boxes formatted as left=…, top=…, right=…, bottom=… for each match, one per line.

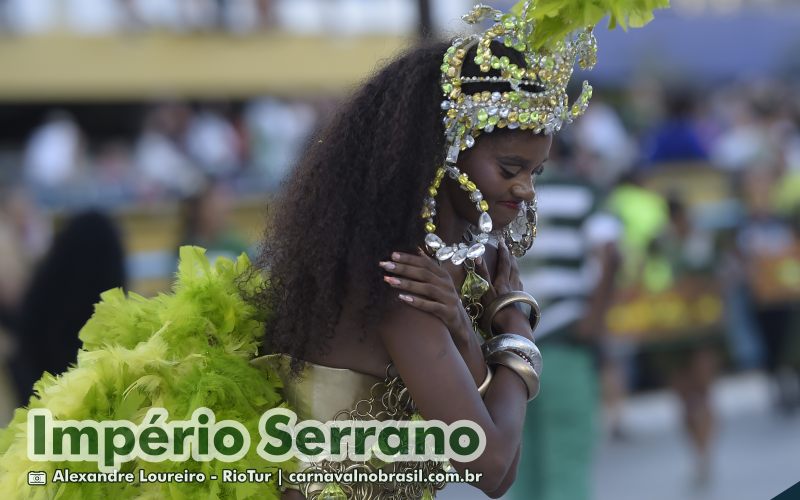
left=27, top=471, right=47, bottom=485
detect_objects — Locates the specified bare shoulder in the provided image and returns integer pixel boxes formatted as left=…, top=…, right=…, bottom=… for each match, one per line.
left=376, top=300, right=451, bottom=357
left=376, top=300, right=489, bottom=424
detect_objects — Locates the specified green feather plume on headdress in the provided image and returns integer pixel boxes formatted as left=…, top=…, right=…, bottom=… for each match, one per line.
left=0, top=247, right=293, bottom=499
left=511, top=0, right=670, bottom=50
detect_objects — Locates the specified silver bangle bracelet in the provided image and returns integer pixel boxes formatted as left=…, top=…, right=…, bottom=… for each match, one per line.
left=477, top=364, right=494, bottom=397
left=482, top=333, right=543, bottom=378
left=485, top=350, right=541, bottom=401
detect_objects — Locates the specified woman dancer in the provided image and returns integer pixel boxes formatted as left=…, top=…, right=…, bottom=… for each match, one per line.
left=253, top=2, right=666, bottom=498
left=254, top=36, right=549, bottom=498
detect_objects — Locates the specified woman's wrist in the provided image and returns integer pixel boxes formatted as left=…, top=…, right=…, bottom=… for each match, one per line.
left=493, top=309, right=534, bottom=340
left=489, top=364, right=529, bottom=401
left=452, top=316, right=489, bottom=384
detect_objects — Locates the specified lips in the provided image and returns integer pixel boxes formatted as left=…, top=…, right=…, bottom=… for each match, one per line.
left=497, top=201, right=522, bottom=210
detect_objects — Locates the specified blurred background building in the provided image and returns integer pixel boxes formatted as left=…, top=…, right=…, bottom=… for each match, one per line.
left=0, top=1, right=798, bottom=499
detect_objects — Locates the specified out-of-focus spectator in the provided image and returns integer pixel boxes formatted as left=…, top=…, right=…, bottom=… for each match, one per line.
left=718, top=224, right=765, bottom=371
left=573, top=99, right=637, bottom=188
left=646, top=197, right=720, bottom=485
left=0, top=209, right=27, bottom=331
left=0, top=188, right=51, bottom=330
left=644, top=89, right=708, bottom=165
left=620, top=76, right=665, bottom=137
left=185, top=105, right=242, bottom=176
left=710, top=84, right=792, bottom=173
left=607, top=173, right=669, bottom=284
left=119, top=0, right=270, bottom=33
left=64, top=0, right=125, bottom=35
left=774, top=167, right=800, bottom=219
left=134, top=102, right=203, bottom=196
left=245, top=98, right=316, bottom=185
left=710, top=92, right=765, bottom=172
left=3, top=0, right=58, bottom=35
left=125, top=0, right=183, bottom=31
left=180, top=0, right=218, bottom=31
left=23, top=111, right=85, bottom=190
left=3, top=187, right=52, bottom=263
left=178, top=180, right=249, bottom=262
left=738, top=168, right=800, bottom=413
left=9, top=211, right=126, bottom=404
left=93, top=140, right=134, bottom=186
left=218, top=0, right=261, bottom=33
left=273, top=0, right=415, bottom=35
left=254, top=0, right=275, bottom=29
left=602, top=174, right=669, bottom=438
left=89, top=140, right=138, bottom=204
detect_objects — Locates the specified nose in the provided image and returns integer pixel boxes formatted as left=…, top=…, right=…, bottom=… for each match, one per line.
left=511, top=179, right=535, bottom=203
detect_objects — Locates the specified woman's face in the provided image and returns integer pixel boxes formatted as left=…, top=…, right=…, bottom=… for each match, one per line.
left=450, top=130, right=552, bottom=228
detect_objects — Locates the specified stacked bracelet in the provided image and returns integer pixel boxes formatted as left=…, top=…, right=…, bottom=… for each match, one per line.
left=482, top=333, right=543, bottom=376
left=482, top=333, right=543, bottom=401
left=481, top=291, right=541, bottom=338
left=486, top=351, right=540, bottom=400
left=477, top=364, right=494, bottom=397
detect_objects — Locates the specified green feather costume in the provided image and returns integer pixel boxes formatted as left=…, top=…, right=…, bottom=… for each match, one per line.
left=0, top=247, right=294, bottom=499
left=512, top=0, right=670, bottom=50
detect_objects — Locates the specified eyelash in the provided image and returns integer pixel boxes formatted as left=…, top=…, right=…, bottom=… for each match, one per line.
left=500, top=168, right=516, bottom=179
left=500, top=165, right=544, bottom=179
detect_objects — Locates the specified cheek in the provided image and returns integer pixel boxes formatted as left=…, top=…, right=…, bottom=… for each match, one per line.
left=467, top=167, right=503, bottom=200
left=443, top=178, right=486, bottom=227
left=446, top=181, right=478, bottom=216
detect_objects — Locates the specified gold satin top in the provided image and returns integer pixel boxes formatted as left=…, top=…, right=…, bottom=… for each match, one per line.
left=250, top=353, right=448, bottom=500
left=251, top=354, right=386, bottom=423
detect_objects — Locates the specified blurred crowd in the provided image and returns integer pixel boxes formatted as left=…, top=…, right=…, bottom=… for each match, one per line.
left=0, top=0, right=422, bottom=36
left=1, top=72, right=800, bottom=496
left=0, top=75, right=798, bottom=375
left=512, top=76, right=800, bottom=495
left=11, top=99, right=318, bottom=207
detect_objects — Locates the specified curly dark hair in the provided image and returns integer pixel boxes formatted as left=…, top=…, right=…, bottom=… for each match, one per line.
left=255, top=40, right=526, bottom=370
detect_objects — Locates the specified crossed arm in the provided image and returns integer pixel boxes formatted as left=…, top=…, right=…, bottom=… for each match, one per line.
left=377, top=241, right=534, bottom=496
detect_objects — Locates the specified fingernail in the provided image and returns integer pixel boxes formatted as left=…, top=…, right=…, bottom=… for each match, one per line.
left=384, top=276, right=401, bottom=286
left=392, top=252, right=401, bottom=261
left=379, top=261, right=396, bottom=270
left=398, top=294, right=413, bottom=303
left=476, top=256, right=483, bottom=266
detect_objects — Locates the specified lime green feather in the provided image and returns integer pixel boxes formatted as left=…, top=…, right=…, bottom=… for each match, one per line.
left=0, top=247, right=292, bottom=499
left=512, top=0, right=670, bottom=50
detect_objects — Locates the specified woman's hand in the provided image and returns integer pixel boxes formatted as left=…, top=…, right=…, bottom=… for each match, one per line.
left=379, top=249, right=475, bottom=347
left=475, top=240, right=533, bottom=339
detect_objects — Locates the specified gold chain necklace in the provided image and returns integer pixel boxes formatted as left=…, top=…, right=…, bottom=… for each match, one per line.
left=459, top=259, right=491, bottom=340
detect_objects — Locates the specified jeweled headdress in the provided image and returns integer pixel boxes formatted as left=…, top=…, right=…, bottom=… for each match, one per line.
left=423, top=0, right=669, bottom=264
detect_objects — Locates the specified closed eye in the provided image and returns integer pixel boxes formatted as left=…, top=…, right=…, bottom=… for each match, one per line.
left=498, top=158, right=546, bottom=178
left=499, top=167, right=517, bottom=179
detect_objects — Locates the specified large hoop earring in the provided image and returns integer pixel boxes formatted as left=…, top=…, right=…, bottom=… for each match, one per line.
left=503, top=196, right=538, bottom=258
